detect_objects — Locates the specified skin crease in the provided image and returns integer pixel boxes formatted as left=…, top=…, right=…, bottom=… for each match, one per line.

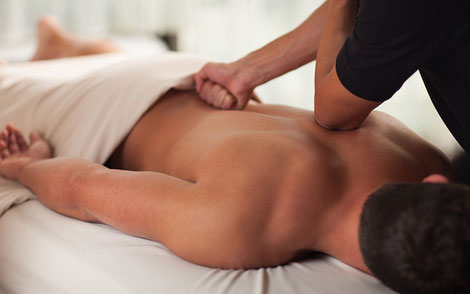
left=0, top=16, right=452, bottom=274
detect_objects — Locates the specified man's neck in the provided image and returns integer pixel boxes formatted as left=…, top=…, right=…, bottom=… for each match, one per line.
left=312, top=189, right=372, bottom=274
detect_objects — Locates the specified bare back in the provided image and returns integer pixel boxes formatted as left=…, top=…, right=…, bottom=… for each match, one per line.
left=107, top=90, right=450, bottom=268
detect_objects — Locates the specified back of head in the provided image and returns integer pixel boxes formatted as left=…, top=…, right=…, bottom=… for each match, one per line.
left=359, top=182, right=470, bottom=294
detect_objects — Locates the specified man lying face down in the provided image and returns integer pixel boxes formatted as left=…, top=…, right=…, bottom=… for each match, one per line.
left=0, top=16, right=469, bottom=294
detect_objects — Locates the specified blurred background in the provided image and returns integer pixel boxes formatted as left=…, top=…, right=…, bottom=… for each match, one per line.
left=0, top=0, right=463, bottom=158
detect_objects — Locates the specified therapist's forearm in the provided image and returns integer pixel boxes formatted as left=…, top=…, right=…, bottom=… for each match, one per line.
left=312, top=0, right=380, bottom=131
left=237, top=2, right=328, bottom=89
left=315, top=0, right=357, bottom=80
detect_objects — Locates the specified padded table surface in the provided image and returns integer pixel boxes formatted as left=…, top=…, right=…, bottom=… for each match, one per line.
left=0, top=199, right=395, bottom=294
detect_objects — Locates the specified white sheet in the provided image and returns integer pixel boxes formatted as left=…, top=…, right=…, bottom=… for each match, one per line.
left=0, top=54, right=396, bottom=294
left=0, top=52, right=206, bottom=214
left=0, top=200, right=394, bottom=294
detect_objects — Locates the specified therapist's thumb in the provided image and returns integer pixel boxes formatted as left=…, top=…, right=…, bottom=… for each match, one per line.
left=195, top=63, right=220, bottom=93
left=194, top=69, right=208, bottom=93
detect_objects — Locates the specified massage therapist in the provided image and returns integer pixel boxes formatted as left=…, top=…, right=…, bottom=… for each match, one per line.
left=195, top=0, right=470, bottom=154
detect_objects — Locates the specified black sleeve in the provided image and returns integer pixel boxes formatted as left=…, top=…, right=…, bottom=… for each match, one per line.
left=336, top=0, right=451, bottom=102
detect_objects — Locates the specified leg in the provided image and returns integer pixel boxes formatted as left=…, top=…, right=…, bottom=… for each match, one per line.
left=31, top=15, right=122, bottom=61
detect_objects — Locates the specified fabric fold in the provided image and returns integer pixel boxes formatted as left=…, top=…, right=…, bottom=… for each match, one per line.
left=0, top=52, right=208, bottom=215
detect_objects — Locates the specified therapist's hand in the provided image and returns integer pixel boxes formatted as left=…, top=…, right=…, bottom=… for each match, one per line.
left=195, top=62, right=254, bottom=110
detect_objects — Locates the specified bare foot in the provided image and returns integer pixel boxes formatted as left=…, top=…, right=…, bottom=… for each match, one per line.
left=0, top=124, right=52, bottom=181
left=31, top=15, right=122, bottom=61
left=31, top=15, right=69, bottom=61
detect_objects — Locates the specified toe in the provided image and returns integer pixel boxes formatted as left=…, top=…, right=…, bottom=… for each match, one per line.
left=3, top=128, right=10, bottom=145
left=0, top=129, right=7, bottom=141
left=0, top=139, right=7, bottom=159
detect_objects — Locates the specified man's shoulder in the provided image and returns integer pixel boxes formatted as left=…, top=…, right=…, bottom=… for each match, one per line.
left=362, top=111, right=451, bottom=177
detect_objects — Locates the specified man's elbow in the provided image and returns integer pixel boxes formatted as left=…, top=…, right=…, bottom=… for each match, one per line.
left=313, top=100, right=362, bottom=131
left=314, top=115, right=361, bottom=131
left=313, top=90, right=372, bottom=130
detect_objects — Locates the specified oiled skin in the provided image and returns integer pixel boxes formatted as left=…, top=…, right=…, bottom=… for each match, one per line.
left=104, top=89, right=449, bottom=270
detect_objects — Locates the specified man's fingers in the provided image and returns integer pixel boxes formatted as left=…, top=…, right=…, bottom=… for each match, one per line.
left=216, top=89, right=236, bottom=110
left=200, top=81, right=224, bottom=106
left=0, top=139, right=6, bottom=153
left=194, top=73, right=205, bottom=93
left=3, top=128, right=11, bottom=150
left=7, top=126, right=19, bottom=154
left=1, top=149, right=10, bottom=160
left=199, top=80, right=243, bottom=110
left=8, top=124, right=28, bottom=152
left=234, top=94, right=252, bottom=110
left=208, top=83, right=225, bottom=108
left=200, top=81, right=215, bottom=105
left=214, top=85, right=229, bottom=108
left=0, top=129, right=7, bottom=142
left=15, top=129, right=28, bottom=152
left=195, top=65, right=210, bottom=93
left=221, top=95, right=235, bottom=110
left=201, top=81, right=233, bottom=109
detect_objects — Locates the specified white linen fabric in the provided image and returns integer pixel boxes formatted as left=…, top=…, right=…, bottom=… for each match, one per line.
left=0, top=201, right=394, bottom=294
left=0, top=52, right=206, bottom=215
left=0, top=53, right=396, bottom=294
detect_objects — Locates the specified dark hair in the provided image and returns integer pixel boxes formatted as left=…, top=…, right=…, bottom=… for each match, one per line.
left=359, top=183, right=470, bottom=294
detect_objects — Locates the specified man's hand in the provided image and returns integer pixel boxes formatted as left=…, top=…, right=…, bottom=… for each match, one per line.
left=195, top=62, right=254, bottom=110
left=0, top=124, right=52, bottom=181
left=194, top=2, right=328, bottom=110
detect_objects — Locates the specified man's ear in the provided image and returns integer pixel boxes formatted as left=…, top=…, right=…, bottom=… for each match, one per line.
left=422, top=174, right=450, bottom=184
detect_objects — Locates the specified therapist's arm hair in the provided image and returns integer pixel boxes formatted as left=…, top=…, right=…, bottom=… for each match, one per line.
left=195, top=1, right=328, bottom=110
left=314, top=0, right=380, bottom=130
left=232, top=1, right=328, bottom=91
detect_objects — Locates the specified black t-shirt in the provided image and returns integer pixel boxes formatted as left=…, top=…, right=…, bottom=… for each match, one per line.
left=336, top=0, right=470, bottom=153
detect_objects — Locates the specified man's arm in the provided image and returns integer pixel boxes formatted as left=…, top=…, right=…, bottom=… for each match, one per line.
left=314, top=0, right=381, bottom=130
left=19, top=155, right=252, bottom=267
left=18, top=157, right=202, bottom=244
left=0, top=125, right=207, bottom=248
left=195, top=2, right=328, bottom=110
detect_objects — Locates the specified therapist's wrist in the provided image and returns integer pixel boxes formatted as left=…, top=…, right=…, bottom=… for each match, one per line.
left=233, top=53, right=272, bottom=90
left=229, top=57, right=261, bottom=95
